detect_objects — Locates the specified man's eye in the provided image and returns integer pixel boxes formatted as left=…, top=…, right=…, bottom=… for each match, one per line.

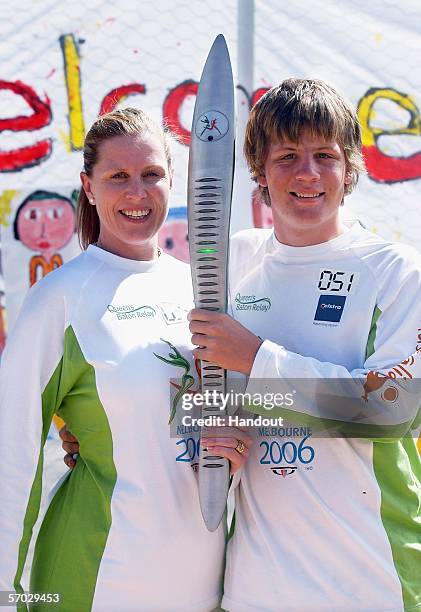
left=144, top=171, right=159, bottom=178
left=280, top=154, right=295, bottom=160
left=318, top=153, right=332, bottom=159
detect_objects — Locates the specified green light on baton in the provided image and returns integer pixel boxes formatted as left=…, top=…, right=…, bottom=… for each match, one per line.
left=197, top=248, right=218, bottom=253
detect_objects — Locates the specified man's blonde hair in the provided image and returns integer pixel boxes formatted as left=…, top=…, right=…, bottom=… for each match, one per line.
left=244, top=79, right=366, bottom=205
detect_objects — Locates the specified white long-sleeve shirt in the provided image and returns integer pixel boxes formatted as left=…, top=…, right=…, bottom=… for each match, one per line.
left=223, top=222, right=421, bottom=612
left=0, top=245, right=224, bottom=612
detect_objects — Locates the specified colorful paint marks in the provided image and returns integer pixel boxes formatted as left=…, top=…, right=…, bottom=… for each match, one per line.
left=13, top=190, right=76, bottom=286
left=100, top=84, right=146, bottom=115
left=3, top=32, right=420, bottom=191
left=0, top=190, right=17, bottom=227
left=0, top=80, right=52, bottom=172
left=60, top=34, right=85, bottom=151
left=358, top=87, right=421, bottom=183
left=158, top=207, right=189, bottom=262
left=0, top=305, right=5, bottom=355
left=163, top=80, right=199, bottom=145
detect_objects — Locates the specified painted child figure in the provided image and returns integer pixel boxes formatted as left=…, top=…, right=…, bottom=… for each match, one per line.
left=13, top=190, right=76, bottom=286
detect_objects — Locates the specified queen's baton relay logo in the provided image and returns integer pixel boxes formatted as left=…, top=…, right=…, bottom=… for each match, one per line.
left=235, top=293, right=271, bottom=312
left=107, top=304, right=156, bottom=320
left=195, top=110, right=229, bottom=142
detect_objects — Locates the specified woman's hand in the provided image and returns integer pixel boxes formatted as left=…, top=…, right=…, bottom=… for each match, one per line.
left=59, top=423, right=252, bottom=475
left=59, top=425, right=80, bottom=469
left=201, top=426, right=252, bottom=475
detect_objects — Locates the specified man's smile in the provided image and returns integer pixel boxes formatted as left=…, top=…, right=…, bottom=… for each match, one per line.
left=289, top=191, right=325, bottom=201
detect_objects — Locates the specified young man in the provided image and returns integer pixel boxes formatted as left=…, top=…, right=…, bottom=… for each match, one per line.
left=189, top=79, right=421, bottom=611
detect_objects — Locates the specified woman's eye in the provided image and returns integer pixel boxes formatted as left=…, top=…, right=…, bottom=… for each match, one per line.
left=280, top=154, right=294, bottom=160
left=144, top=171, right=159, bottom=178
left=111, top=172, right=128, bottom=179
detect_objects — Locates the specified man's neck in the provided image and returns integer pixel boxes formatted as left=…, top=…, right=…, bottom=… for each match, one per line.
left=273, top=220, right=349, bottom=247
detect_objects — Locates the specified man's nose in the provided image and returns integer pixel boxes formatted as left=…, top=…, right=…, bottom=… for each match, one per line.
left=295, top=156, right=320, bottom=181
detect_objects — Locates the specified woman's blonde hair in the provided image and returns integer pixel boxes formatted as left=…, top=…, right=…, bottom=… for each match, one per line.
left=77, top=107, right=174, bottom=249
left=244, top=79, right=366, bottom=205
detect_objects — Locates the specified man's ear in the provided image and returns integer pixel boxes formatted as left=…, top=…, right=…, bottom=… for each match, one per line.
left=344, top=170, right=353, bottom=186
left=80, top=172, right=95, bottom=204
left=257, top=175, right=268, bottom=187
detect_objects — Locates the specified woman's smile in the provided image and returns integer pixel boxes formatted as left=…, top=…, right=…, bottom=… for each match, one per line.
left=119, top=208, right=152, bottom=220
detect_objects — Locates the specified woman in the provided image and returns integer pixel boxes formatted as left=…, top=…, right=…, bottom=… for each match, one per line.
left=0, top=108, right=249, bottom=612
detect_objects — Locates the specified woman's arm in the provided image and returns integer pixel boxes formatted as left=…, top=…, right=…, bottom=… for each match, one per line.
left=0, top=277, right=66, bottom=603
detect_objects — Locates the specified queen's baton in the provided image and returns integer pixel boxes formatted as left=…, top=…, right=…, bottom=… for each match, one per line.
left=187, top=34, right=235, bottom=531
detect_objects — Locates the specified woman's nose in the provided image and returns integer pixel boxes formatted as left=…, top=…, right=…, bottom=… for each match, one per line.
left=127, top=178, right=147, bottom=199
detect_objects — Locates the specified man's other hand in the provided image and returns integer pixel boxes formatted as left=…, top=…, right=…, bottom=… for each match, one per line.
left=59, top=425, right=79, bottom=469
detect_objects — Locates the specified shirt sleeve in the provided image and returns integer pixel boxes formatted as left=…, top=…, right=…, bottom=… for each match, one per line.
left=245, top=260, right=421, bottom=440
left=0, top=276, right=66, bottom=606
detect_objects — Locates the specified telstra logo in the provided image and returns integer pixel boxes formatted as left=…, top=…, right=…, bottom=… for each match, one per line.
left=314, top=295, right=346, bottom=323
left=320, top=303, right=342, bottom=310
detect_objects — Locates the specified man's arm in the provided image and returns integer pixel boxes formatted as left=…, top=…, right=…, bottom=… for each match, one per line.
left=188, top=309, right=421, bottom=439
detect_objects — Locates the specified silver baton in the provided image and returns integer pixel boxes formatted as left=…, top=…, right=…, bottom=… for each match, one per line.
left=187, top=34, right=235, bottom=531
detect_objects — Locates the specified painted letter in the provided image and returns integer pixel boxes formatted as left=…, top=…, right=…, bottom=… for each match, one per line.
left=0, top=80, right=52, bottom=172
left=100, top=84, right=146, bottom=115
left=163, top=80, right=198, bottom=145
left=60, top=34, right=85, bottom=150
left=358, top=87, right=421, bottom=183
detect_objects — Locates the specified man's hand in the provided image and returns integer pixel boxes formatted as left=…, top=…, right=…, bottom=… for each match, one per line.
left=59, top=425, right=79, bottom=469
left=188, top=309, right=263, bottom=375
left=202, top=426, right=252, bottom=475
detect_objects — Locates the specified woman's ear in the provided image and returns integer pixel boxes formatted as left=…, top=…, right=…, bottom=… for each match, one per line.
left=80, top=172, right=95, bottom=204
